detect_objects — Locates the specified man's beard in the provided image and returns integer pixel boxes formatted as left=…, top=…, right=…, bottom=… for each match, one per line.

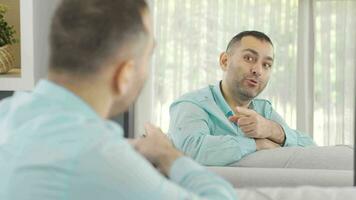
left=235, top=79, right=266, bottom=101
left=236, top=85, right=258, bottom=101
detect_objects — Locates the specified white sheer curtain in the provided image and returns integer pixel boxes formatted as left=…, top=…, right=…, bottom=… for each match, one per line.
left=135, top=0, right=356, bottom=146
left=313, top=0, right=356, bottom=145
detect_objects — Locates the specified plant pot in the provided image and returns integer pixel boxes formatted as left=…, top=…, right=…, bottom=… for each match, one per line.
left=0, top=44, right=15, bottom=74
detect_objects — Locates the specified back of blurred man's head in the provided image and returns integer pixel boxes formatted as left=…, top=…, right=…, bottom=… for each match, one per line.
left=49, top=0, right=148, bottom=76
left=48, top=0, right=154, bottom=117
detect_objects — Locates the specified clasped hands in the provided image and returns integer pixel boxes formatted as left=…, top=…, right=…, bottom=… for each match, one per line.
left=129, top=123, right=183, bottom=176
left=228, top=107, right=285, bottom=151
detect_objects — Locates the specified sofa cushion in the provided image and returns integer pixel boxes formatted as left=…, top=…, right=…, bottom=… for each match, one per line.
left=207, top=146, right=354, bottom=188
left=208, top=167, right=353, bottom=187
left=230, top=145, right=353, bottom=170
left=235, top=186, right=356, bottom=200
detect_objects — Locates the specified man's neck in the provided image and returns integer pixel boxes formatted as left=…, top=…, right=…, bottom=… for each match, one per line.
left=220, top=80, right=251, bottom=112
left=48, top=73, right=112, bottom=119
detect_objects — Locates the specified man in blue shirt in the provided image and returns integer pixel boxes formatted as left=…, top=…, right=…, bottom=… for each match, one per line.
left=0, top=0, right=236, bottom=199
left=169, top=31, right=315, bottom=166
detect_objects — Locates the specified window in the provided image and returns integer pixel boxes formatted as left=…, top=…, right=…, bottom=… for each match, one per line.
left=313, top=0, right=356, bottom=145
left=135, top=0, right=356, bottom=146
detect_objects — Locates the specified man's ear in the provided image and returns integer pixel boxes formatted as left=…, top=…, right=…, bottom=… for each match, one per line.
left=112, top=59, right=135, bottom=96
left=219, top=52, right=229, bottom=71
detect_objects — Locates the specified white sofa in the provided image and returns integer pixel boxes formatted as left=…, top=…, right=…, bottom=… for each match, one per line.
left=207, top=145, right=354, bottom=187
left=235, top=186, right=356, bottom=199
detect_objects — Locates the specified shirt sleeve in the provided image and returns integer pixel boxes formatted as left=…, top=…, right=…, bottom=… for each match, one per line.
left=168, top=101, right=256, bottom=166
left=269, top=108, right=316, bottom=147
left=69, top=135, right=237, bottom=200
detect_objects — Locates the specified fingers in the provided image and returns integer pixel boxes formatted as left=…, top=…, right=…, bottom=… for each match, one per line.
left=229, top=107, right=255, bottom=123
left=127, top=139, right=140, bottom=148
left=237, top=117, right=254, bottom=126
left=230, top=115, right=256, bottom=136
left=236, top=106, right=255, bottom=116
left=228, top=114, right=247, bottom=123
left=144, top=123, right=160, bottom=136
left=239, top=123, right=256, bottom=133
left=236, top=117, right=256, bottom=135
left=144, top=123, right=155, bottom=134
left=144, top=123, right=167, bottom=139
left=228, top=115, right=239, bottom=123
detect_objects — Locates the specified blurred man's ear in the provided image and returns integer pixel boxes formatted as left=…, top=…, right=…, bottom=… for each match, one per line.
left=112, top=59, right=135, bottom=97
left=219, top=52, right=229, bottom=71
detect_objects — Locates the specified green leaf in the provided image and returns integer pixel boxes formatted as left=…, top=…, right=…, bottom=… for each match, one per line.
left=0, top=4, right=18, bottom=46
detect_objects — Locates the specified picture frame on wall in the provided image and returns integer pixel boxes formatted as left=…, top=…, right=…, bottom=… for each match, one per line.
left=0, top=0, right=20, bottom=77
left=0, top=0, right=34, bottom=91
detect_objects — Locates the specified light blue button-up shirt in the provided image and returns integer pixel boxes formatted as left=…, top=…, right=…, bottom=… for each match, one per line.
left=168, top=81, right=315, bottom=166
left=0, top=80, right=237, bottom=200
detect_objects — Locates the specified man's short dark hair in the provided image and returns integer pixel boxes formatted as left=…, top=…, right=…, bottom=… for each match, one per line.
left=226, top=31, right=273, bottom=53
left=49, top=0, right=148, bottom=75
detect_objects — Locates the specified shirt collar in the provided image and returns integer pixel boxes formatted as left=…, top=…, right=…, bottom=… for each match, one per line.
left=34, top=79, right=100, bottom=120
left=212, top=81, right=234, bottom=118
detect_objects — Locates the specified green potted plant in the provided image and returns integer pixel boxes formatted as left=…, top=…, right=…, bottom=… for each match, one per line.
left=0, top=4, right=17, bottom=74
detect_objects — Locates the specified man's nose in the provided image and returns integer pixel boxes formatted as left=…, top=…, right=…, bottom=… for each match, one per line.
left=250, top=63, right=262, bottom=77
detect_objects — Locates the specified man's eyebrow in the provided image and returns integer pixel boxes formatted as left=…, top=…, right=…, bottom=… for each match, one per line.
left=265, top=56, right=274, bottom=62
left=242, top=48, right=274, bottom=61
left=242, top=48, right=259, bottom=56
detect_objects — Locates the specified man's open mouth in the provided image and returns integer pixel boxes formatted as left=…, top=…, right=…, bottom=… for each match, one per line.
left=245, top=79, right=258, bottom=86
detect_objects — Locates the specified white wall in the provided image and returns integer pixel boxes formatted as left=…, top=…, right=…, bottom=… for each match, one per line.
left=33, top=0, right=61, bottom=84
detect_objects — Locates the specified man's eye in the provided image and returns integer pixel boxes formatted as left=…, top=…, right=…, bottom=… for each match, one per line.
left=263, top=63, right=272, bottom=69
left=244, top=55, right=255, bottom=62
